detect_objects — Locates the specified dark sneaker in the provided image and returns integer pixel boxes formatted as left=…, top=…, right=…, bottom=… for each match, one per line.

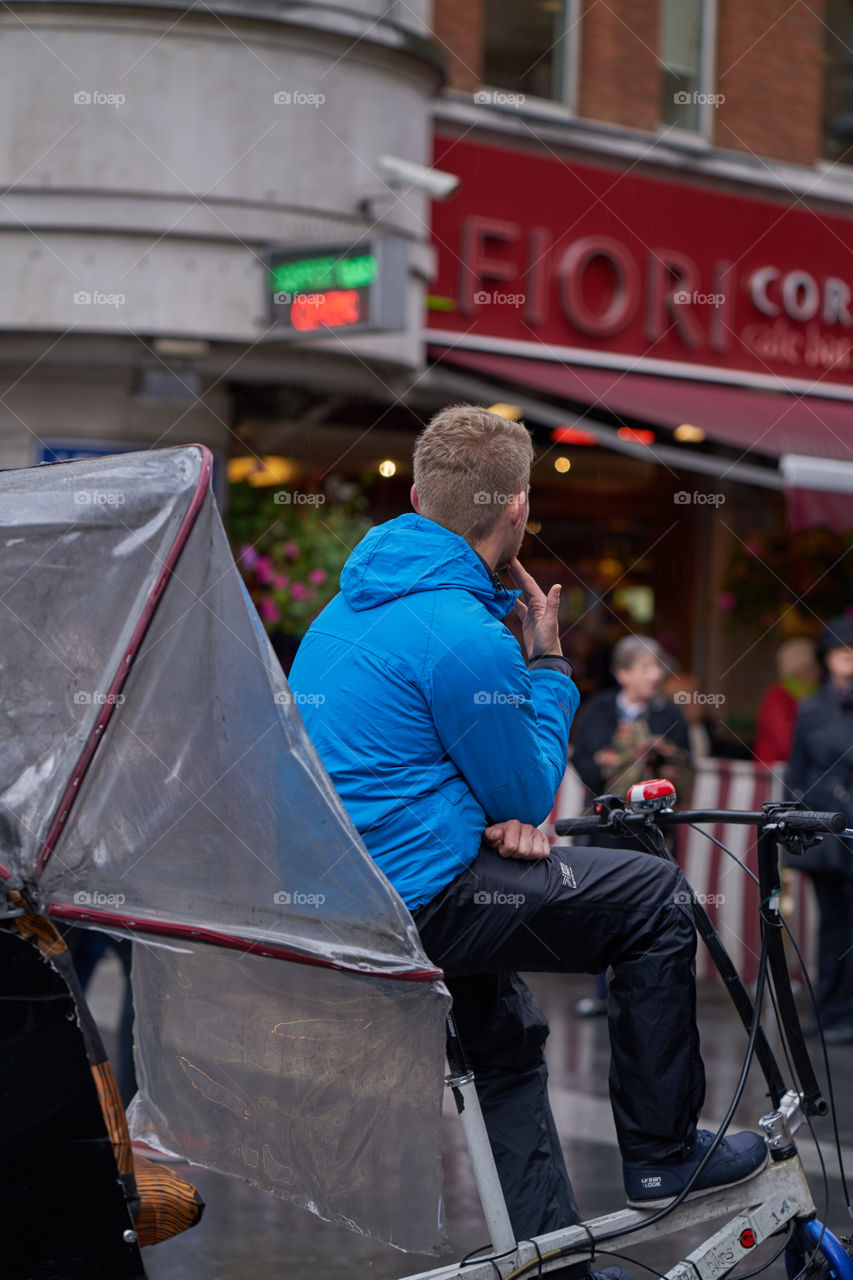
left=623, top=1129, right=768, bottom=1208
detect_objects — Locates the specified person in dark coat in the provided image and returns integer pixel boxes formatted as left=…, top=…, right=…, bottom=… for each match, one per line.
left=572, top=636, right=692, bottom=804
left=569, top=636, right=693, bottom=1016
left=787, top=616, right=853, bottom=1042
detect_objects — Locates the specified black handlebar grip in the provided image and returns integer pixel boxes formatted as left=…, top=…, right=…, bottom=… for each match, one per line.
left=774, top=810, right=846, bottom=833
left=554, top=816, right=608, bottom=836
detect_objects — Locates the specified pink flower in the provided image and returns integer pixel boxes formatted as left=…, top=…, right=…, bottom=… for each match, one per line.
left=308, top=567, right=327, bottom=584
left=240, top=545, right=260, bottom=569
left=283, top=541, right=299, bottom=559
left=259, top=598, right=281, bottom=623
left=718, top=592, right=736, bottom=611
left=273, top=574, right=289, bottom=589
left=255, top=556, right=273, bottom=585
left=291, top=582, right=307, bottom=601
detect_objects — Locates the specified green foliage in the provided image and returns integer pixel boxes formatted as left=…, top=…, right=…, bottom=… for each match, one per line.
left=225, top=481, right=372, bottom=637
left=721, top=527, right=853, bottom=629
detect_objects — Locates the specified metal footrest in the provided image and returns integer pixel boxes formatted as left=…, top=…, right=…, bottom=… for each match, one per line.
left=398, top=1154, right=815, bottom=1280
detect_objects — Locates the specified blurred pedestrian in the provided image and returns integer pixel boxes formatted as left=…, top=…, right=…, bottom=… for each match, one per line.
left=787, top=617, right=853, bottom=1043
left=753, top=637, right=820, bottom=767
left=570, top=636, right=693, bottom=1016
left=573, top=636, right=693, bottom=804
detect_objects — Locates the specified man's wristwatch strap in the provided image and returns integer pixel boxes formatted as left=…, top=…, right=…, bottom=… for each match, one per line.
left=528, top=654, right=573, bottom=678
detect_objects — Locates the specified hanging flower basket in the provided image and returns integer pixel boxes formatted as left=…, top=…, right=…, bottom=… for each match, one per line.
left=225, top=480, right=372, bottom=638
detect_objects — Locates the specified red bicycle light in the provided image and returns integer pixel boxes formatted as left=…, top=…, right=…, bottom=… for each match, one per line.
left=626, top=778, right=677, bottom=810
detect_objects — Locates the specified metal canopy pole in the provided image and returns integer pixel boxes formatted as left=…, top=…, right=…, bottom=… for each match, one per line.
left=444, top=1013, right=517, bottom=1258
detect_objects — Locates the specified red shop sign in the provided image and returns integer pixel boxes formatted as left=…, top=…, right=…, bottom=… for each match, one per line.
left=428, top=133, right=853, bottom=388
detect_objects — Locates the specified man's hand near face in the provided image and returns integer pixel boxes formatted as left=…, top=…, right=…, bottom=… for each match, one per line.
left=508, top=558, right=563, bottom=659
left=484, top=819, right=551, bottom=860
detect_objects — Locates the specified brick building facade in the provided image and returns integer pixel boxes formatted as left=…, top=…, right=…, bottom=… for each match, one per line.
left=432, top=0, right=829, bottom=166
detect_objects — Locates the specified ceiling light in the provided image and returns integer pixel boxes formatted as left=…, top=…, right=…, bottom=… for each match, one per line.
left=551, top=426, right=597, bottom=445
left=227, top=456, right=295, bottom=486
left=674, top=424, right=706, bottom=443
left=488, top=403, right=524, bottom=421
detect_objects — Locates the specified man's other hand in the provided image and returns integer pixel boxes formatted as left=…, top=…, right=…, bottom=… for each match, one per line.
left=508, top=558, right=562, bottom=659
left=485, top=819, right=551, bottom=860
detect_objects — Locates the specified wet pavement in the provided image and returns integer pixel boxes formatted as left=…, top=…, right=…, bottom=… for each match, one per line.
left=87, top=960, right=853, bottom=1279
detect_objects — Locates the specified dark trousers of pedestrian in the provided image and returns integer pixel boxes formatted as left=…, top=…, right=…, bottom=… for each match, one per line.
left=413, top=843, right=706, bottom=1243
left=809, top=872, right=853, bottom=1031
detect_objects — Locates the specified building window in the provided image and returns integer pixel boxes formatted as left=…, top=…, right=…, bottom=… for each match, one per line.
left=482, top=0, right=576, bottom=106
left=823, top=0, right=853, bottom=163
left=659, top=0, right=715, bottom=133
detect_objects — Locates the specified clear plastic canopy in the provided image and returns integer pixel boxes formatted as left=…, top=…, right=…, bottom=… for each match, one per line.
left=0, top=445, right=450, bottom=1252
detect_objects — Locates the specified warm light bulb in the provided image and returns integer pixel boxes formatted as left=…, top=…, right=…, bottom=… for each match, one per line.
left=674, top=423, right=706, bottom=443
left=227, top=455, right=296, bottom=487
left=554, top=456, right=571, bottom=473
left=488, top=403, right=524, bottom=421
left=378, top=459, right=397, bottom=478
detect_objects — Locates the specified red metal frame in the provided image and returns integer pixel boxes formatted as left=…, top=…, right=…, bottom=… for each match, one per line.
left=7, top=445, right=445, bottom=985
left=33, top=445, right=214, bottom=876
left=48, top=902, right=444, bottom=982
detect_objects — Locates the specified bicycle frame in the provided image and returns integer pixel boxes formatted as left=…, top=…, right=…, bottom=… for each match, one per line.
left=399, top=800, right=853, bottom=1280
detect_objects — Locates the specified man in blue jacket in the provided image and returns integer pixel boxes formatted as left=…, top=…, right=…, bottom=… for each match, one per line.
left=289, top=404, right=766, bottom=1275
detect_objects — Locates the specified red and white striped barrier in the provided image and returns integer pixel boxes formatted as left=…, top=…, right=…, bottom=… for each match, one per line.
left=542, top=759, right=817, bottom=983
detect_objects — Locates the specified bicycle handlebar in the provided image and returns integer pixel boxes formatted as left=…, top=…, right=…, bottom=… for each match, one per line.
left=773, top=809, right=847, bottom=833
left=554, top=807, right=846, bottom=837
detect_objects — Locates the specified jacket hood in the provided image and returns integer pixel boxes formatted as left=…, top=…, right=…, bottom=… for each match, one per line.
left=340, top=514, right=520, bottom=619
left=818, top=615, right=853, bottom=659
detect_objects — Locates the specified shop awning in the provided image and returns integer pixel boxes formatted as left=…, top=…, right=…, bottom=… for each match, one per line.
left=430, top=346, right=853, bottom=462
left=428, top=346, right=853, bottom=529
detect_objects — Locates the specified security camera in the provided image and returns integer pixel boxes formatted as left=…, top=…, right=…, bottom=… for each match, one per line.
left=375, top=155, right=460, bottom=200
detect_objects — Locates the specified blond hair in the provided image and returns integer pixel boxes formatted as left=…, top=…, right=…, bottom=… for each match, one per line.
left=412, top=404, right=534, bottom=542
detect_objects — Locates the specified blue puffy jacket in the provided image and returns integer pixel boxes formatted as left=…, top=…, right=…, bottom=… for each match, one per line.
left=288, top=514, right=580, bottom=910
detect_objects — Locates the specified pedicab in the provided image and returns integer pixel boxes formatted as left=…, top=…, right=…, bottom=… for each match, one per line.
left=2, top=445, right=851, bottom=1280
